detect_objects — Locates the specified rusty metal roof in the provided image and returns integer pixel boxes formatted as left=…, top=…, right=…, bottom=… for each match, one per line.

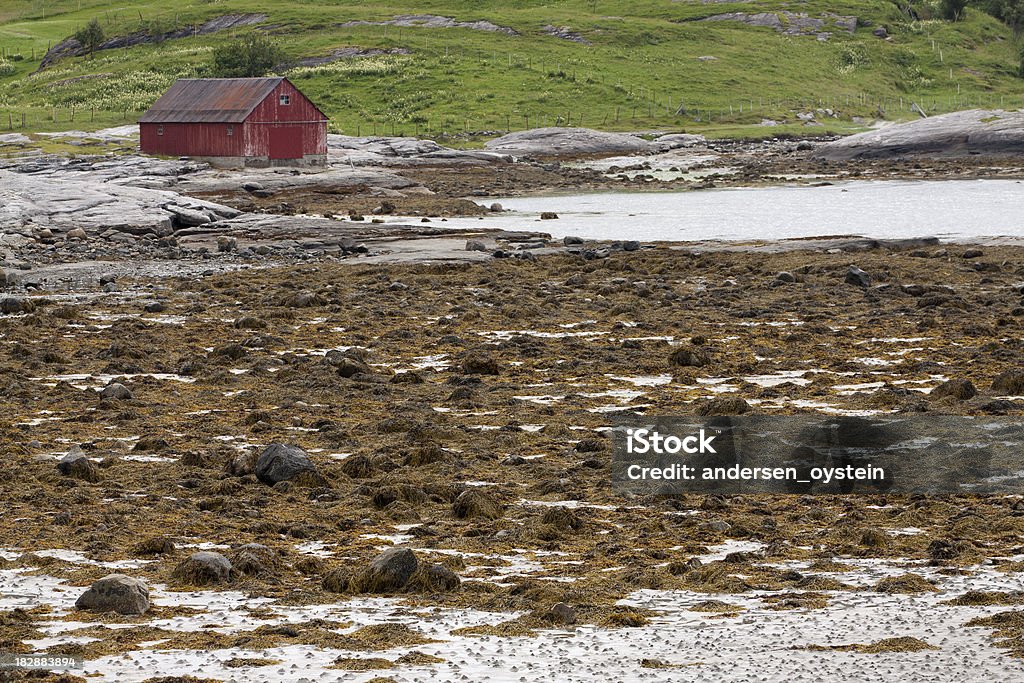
left=139, top=78, right=285, bottom=123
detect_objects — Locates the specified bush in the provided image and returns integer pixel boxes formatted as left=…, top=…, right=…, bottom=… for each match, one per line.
left=978, top=0, right=1024, bottom=34
left=211, top=33, right=282, bottom=77
left=0, top=59, right=14, bottom=77
left=74, top=18, right=105, bottom=59
left=941, top=0, right=968, bottom=20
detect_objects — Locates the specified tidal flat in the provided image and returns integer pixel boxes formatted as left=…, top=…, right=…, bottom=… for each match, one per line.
left=3, top=244, right=1024, bottom=681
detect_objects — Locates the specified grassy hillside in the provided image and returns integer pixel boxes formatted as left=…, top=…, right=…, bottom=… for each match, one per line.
left=0, top=0, right=1021, bottom=138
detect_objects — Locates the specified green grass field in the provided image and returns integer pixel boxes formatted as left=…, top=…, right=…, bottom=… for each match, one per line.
left=0, top=0, right=1021, bottom=138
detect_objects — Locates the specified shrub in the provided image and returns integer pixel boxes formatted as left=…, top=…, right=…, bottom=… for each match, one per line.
left=0, top=59, right=15, bottom=77
left=211, top=33, right=282, bottom=77
left=74, top=18, right=105, bottom=59
left=940, top=0, right=968, bottom=20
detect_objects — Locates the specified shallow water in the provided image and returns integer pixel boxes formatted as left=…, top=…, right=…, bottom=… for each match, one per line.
left=443, top=179, right=1024, bottom=242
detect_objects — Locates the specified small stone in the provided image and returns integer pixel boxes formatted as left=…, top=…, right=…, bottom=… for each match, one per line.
left=845, top=266, right=871, bottom=288
left=697, top=396, right=750, bottom=416
left=254, top=443, right=318, bottom=485
left=540, top=212, right=559, bottom=220
left=992, top=370, right=1024, bottom=395
left=931, top=378, right=977, bottom=401
left=461, top=354, right=499, bottom=375
left=564, top=235, right=585, bottom=246
left=66, top=228, right=87, bottom=240
left=489, top=203, right=504, bottom=212
left=466, top=240, right=488, bottom=252
left=217, top=236, right=237, bottom=253
left=669, top=345, right=709, bottom=368
left=550, top=602, right=577, bottom=624
left=99, top=383, right=133, bottom=401
left=57, top=451, right=101, bottom=482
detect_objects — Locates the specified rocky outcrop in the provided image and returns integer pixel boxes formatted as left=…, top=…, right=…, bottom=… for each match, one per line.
left=339, top=14, right=518, bottom=36
left=543, top=25, right=589, bottom=44
left=37, top=14, right=267, bottom=70
left=327, top=135, right=509, bottom=167
left=485, top=127, right=652, bottom=157
left=289, top=47, right=412, bottom=68
left=813, top=110, right=1024, bottom=160
left=0, top=168, right=240, bottom=238
left=700, top=11, right=857, bottom=41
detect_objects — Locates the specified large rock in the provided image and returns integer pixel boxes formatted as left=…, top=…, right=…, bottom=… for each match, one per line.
left=813, top=110, right=1024, bottom=160
left=254, top=443, right=318, bottom=485
left=75, top=574, right=150, bottom=615
left=484, top=127, right=652, bottom=157
left=172, top=551, right=233, bottom=585
left=358, top=547, right=418, bottom=592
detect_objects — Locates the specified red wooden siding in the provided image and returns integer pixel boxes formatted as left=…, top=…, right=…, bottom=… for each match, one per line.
left=139, top=122, right=243, bottom=157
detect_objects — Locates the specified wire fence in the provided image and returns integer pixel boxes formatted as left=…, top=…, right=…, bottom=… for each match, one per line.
left=3, top=92, right=1022, bottom=137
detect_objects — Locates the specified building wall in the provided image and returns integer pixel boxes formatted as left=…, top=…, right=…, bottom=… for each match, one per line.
left=140, top=122, right=244, bottom=157
left=243, top=80, right=328, bottom=158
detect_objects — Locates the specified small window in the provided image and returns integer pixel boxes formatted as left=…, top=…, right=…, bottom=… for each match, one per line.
left=156, top=125, right=164, bottom=136
left=226, top=125, right=234, bottom=136
left=279, top=94, right=291, bottom=105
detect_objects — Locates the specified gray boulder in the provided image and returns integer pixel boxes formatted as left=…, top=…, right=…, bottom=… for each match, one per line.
left=254, top=443, right=318, bottom=485
left=814, top=109, right=1024, bottom=160
left=75, top=574, right=149, bottom=615
left=357, top=547, right=418, bottom=592
left=931, top=378, right=978, bottom=401
left=100, top=382, right=133, bottom=401
left=0, top=297, right=34, bottom=314
left=845, top=266, right=871, bottom=288
left=484, top=127, right=651, bottom=157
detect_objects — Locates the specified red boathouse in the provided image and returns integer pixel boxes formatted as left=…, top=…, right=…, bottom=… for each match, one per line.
left=139, top=77, right=328, bottom=167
